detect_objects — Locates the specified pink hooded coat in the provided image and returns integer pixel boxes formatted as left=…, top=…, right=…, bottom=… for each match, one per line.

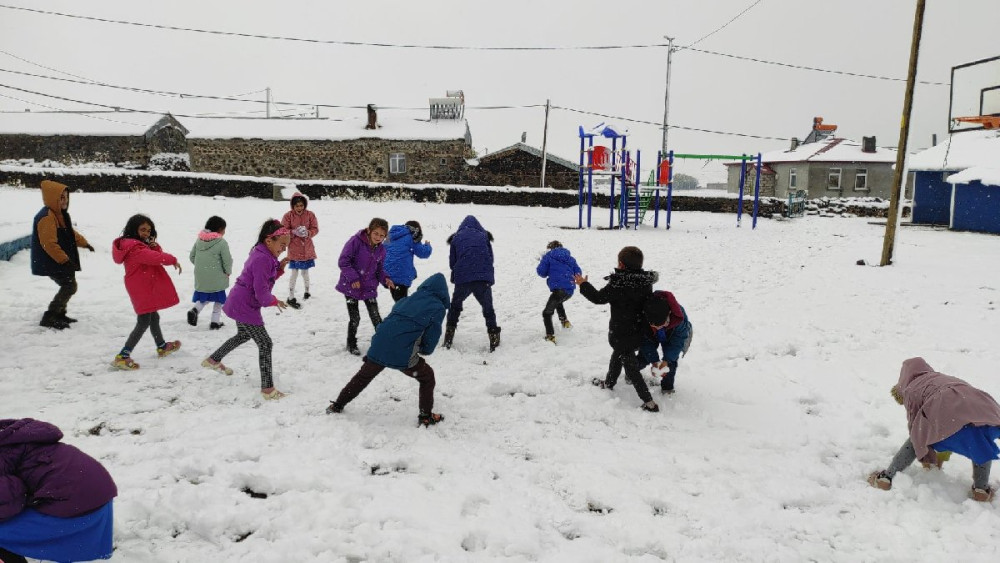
left=897, top=357, right=1000, bottom=460
left=111, top=237, right=180, bottom=314
left=281, top=207, right=319, bottom=262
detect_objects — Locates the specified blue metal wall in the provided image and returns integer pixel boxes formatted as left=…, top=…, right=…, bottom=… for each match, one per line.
left=952, top=180, right=1000, bottom=235
left=911, top=171, right=952, bottom=225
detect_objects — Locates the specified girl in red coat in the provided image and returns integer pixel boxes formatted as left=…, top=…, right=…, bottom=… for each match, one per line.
left=110, top=214, right=182, bottom=370
left=280, top=193, right=319, bottom=309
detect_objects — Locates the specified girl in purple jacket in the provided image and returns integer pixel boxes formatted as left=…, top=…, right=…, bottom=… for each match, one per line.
left=202, top=220, right=291, bottom=400
left=336, top=217, right=395, bottom=356
left=0, top=418, right=117, bottom=563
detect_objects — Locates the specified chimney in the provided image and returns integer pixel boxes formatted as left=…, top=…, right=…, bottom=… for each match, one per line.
left=365, top=104, right=378, bottom=130
left=932, top=133, right=938, bottom=146
left=862, top=136, right=876, bottom=153
left=790, top=137, right=800, bottom=151
left=521, top=132, right=527, bottom=143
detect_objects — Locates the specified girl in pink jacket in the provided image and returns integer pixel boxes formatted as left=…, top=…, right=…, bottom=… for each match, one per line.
left=281, top=193, right=319, bottom=309
left=110, top=214, right=182, bottom=370
left=868, top=357, right=1000, bottom=502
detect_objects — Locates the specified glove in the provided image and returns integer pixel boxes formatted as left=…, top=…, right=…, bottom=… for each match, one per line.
left=85, top=244, right=95, bottom=252
left=295, top=226, right=308, bottom=237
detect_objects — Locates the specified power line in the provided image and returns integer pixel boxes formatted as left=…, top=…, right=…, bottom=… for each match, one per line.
left=684, top=47, right=948, bottom=86
left=681, top=0, right=763, bottom=50
left=0, top=4, right=949, bottom=85
left=0, top=4, right=669, bottom=51
left=553, top=105, right=791, bottom=141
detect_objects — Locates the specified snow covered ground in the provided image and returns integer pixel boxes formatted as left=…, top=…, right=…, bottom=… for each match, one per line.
left=2, top=184, right=999, bottom=562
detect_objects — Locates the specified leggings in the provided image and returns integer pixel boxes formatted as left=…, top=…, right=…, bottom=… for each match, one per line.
left=210, top=321, right=274, bottom=389
left=194, top=301, right=223, bottom=324
left=333, top=357, right=436, bottom=414
left=542, top=289, right=571, bottom=335
left=123, top=312, right=164, bottom=353
left=288, top=268, right=311, bottom=297
left=346, top=297, right=382, bottom=345
left=885, top=439, right=991, bottom=489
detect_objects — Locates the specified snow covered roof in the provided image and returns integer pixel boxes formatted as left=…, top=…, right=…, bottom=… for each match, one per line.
left=184, top=116, right=470, bottom=142
left=0, top=111, right=182, bottom=137
left=908, top=129, right=1000, bottom=172
left=761, top=137, right=898, bottom=165
left=0, top=111, right=471, bottom=143
left=479, top=142, right=578, bottom=171
left=946, top=166, right=1000, bottom=187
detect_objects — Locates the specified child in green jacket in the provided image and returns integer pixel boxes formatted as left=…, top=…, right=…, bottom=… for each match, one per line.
left=187, top=216, right=233, bottom=330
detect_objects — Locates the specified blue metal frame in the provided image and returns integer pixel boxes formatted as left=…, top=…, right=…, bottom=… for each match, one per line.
left=737, top=156, right=747, bottom=227
left=752, top=152, right=762, bottom=229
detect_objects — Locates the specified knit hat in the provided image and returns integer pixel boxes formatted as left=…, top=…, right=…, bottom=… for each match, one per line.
left=643, top=297, right=670, bottom=326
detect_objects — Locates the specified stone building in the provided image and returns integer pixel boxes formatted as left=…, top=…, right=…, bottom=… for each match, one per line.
left=0, top=111, right=188, bottom=168
left=726, top=117, right=902, bottom=200
left=466, top=142, right=579, bottom=190
left=185, top=107, right=473, bottom=184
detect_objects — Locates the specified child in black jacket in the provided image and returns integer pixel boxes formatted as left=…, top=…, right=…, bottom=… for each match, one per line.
left=574, top=246, right=660, bottom=412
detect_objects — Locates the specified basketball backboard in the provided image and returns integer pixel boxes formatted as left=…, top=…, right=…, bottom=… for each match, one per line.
left=949, top=55, right=1000, bottom=133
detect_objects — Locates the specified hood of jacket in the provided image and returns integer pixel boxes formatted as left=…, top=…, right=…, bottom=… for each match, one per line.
left=0, top=418, right=63, bottom=447
left=111, top=236, right=147, bottom=265
left=457, top=215, right=485, bottom=234
left=548, top=247, right=575, bottom=265
left=40, top=179, right=68, bottom=225
left=606, top=268, right=659, bottom=288
left=198, top=230, right=223, bottom=242
left=415, top=272, right=451, bottom=309
left=389, top=224, right=415, bottom=244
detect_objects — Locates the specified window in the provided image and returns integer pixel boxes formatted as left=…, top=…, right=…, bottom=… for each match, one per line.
left=789, top=168, right=797, bottom=188
left=854, top=168, right=868, bottom=191
left=389, top=153, right=406, bottom=174
left=827, top=168, right=842, bottom=190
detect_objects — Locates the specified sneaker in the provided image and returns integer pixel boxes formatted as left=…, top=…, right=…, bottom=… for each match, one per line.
left=261, top=389, right=288, bottom=400
left=544, top=334, right=556, bottom=344
left=187, top=307, right=198, bottom=326
left=303, top=292, right=311, bottom=300
left=209, top=322, right=224, bottom=330
left=867, top=471, right=892, bottom=491
left=201, top=357, right=233, bottom=375
left=326, top=401, right=343, bottom=414
left=641, top=401, right=660, bottom=413
left=418, top=412, right=444, bottom=426
left=592, top=377, right=614, bottom=390
left=112, top=354, right=139, bottom=370
left=972, top=486, right=995, bottom=502
left=287, top=298, right=301, bottom=310
left=561, top=319, right=572, bottom=329
left=157, top=341, right=181, bottom=358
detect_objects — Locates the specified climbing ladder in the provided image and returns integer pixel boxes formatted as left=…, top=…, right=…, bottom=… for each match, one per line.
left=619, top=184, right=656, bottom=228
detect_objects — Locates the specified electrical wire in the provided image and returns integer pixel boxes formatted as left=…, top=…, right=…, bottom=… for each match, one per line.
left=553, top=105, right=791, bottom=141
left=680, top=0, right=763, bottom=50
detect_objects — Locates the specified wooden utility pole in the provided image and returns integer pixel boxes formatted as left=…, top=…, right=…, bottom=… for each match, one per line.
left=540, top=98, right=551, bottom=188
left=880, top=0, right=926, bottom=266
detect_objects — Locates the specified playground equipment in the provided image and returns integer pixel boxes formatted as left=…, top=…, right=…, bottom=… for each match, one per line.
left=578, top=126, right=764, bottom=229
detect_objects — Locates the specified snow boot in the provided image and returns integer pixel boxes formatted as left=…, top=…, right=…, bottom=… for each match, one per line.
left=347, top=338, right=361, bottom=356
left=209, top=322, right=224, bottom=330
left=187, top=307, right=198, bottom=326
left=39, top=311, right=69, bottom=330
left=488, top=326, right=502, bottom=352
left=303, top=292, right=311, bottom=300
left=287, top=297, right=301, bottom=310
left=57, top=310, right=77, bottom=324
left=641, top=401, right=660, bottom=413
left=443, top=324, right=456, bottom=349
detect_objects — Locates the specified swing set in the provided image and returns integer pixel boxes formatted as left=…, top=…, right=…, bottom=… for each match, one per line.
left=578, top=125, right=764, bottom=229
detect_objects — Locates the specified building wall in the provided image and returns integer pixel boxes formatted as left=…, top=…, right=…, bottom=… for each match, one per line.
left=0, top=134, right=150, bottom=166
left=187, top=138, right=469, bottom=183
left=466, top=150, right=578, bottom=190
left=911, top=171, right=952, bottom=225
left=952, top=180, right=1000, bottom=234
left=725, top=165, right=775, bottom=197
left=804, top=162, right=897, bottom=199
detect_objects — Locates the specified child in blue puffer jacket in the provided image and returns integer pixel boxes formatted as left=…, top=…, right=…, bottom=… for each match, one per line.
left=536, top=240, right=581, bottom=344
left=384, top=220, right=432, bottom=302
left=326, top=273, right=450, bottom=426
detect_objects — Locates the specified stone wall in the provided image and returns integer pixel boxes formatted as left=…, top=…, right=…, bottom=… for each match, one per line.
left=1, top=167, right=889, bottom=219
left=0, top=134, right=149, bottom=167
left=188, top=138, right=469, bottom=184
left=466, top=150, right=578, bottom=190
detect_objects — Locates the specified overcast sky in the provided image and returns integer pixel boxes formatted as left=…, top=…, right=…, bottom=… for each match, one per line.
left=1, top=0, right=997, bottom=182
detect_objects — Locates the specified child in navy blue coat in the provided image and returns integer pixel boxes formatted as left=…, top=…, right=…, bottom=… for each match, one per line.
left=536, top=240, right=581, bottom=344
left=444, top=215, right=501, bottom=352
left=640, top=290, right=693, bottom=394
left=384, top=220, right=433, bottom=302
left=326, top=273, right=450, bottom=426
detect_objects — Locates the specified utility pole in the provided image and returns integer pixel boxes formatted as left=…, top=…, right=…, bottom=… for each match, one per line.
left=266, top=87, right=271, bottom=118
left=661, top=36, right=675, bottom=155
left=880, top=0, right=925, bottom=266
left=540, top=99, right=551, bottom=188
